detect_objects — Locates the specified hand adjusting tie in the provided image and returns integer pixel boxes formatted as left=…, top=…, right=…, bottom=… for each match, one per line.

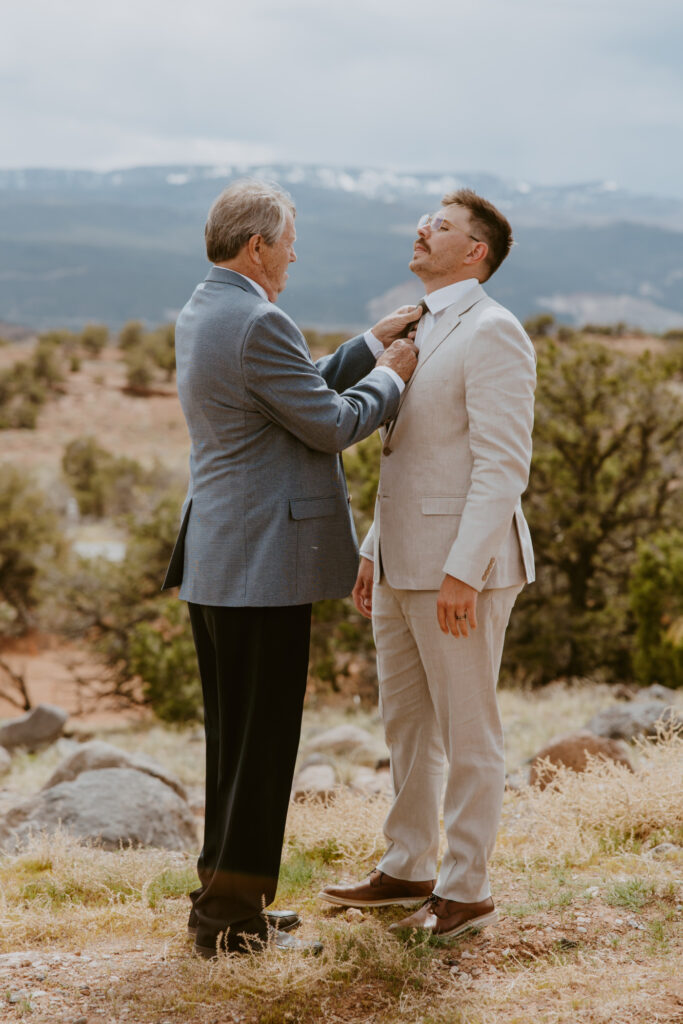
left=382, top=299, right=429, bottom=457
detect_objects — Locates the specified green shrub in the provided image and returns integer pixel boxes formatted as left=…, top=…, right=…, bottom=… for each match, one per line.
left=128, top=599, right=202, bottom=724
left=118, top=321, right=145, bottom=351
left=125, top=351, right=155, bottom=390
left=506, top=339, right=683, bottom=683
left=62, top=437, right=147, bottom=518
left=629, top=531, right=683, bottom=688
left=0, top=466, right=63, bottom=632
left=79, top=323, right=109, bottom=357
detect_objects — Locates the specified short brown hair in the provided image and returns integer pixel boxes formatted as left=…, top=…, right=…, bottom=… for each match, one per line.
left=441, top=188, right=513, bottom=280
left=205, top=179, right=296, bottom=263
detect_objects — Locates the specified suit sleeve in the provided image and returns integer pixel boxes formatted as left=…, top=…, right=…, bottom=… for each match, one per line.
left=242, top=308, right=400, bottom=454
left=442, top=312, right=536, bottom=590
left=316, top=335, right=376, bottom=393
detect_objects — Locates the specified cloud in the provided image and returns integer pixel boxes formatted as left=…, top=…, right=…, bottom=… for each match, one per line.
left=1, top=0, right=682, bottom=196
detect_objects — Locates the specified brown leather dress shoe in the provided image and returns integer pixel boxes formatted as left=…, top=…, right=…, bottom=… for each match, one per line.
left=319, top=869, right=435, bottom=908
left=389, top=894, right=498, bottom=939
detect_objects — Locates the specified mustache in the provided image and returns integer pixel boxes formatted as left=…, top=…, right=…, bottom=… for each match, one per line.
left=414, top=237, right=430, bottom=253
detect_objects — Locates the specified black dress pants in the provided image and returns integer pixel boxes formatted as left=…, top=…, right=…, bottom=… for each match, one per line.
left=187, top=601, right=312, bottom=950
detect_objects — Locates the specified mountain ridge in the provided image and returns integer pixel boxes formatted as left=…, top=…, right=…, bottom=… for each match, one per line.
left=1, top=164, right=682, bottom=332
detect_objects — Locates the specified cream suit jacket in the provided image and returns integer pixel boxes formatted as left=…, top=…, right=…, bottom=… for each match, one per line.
left=359, top=284, right=536, bottom=592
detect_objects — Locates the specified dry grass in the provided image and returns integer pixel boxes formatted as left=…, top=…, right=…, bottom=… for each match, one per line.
left=0, top=729, right=681, bottom=1023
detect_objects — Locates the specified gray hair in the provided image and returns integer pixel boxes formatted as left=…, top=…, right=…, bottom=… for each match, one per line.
left=204, top=179, right=296, bottom=263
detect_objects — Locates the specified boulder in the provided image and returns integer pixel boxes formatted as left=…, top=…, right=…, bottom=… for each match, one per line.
left=302, top=724, right=381, bottom=764
left=0, top=704, right=68, bottom=752
left=303, top=724, right=375, bottom=757
left=529, top=731, right=633, bottom=788
left=0, top=746, right=11, bottom=777
left=646, top=843, right=679, bottom=860
left=292, top=763, right=338, bottom=802
left=505, top=765, right=532, bottom=791
left=0, top=768, right=198, bottom=853
left=43, top=740, right=187, bottom=801
left=348, top=767, right=392, bottom=797
left=640, top=684, right=677, bottom=702
left=586, top=701, right=682, bottom=741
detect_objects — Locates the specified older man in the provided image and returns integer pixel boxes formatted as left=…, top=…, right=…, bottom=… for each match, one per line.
left=320, top=190, right=536, bottom=941
left=163, top=179, right=419, bottom=956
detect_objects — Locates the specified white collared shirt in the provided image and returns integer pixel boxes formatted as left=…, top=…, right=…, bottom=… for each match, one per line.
left=364, top=277, right=479, bottom=364
left=413, top=279, right=479, bottom=350
left=217, top=267, right=269, bottom=302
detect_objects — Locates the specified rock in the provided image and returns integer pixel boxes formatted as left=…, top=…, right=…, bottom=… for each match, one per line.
left=345, top=907, right=364, bottom=922
left=586, top=701, right=682, bottom=740
left=641, top=683, right=677, bottom=702
left=43, top=740, right=187, bottom=800
left=292, top=763, right=337, bottom=802
left=298, top=752, right=334, bottom=768
left=505, top=765, right=531, bottom=791
left=348, top=767, right=392, bottom=796
left=303, top=724, right=375, bottom=757
left=0, top=767, right=198, bottom=852
left=647, top=843, right=679, bottom=860
left=0, top=704, right=68, bottom=752
left=529, top=731, right=633, bottom=788
left=0, top=746, right=11, bottom=777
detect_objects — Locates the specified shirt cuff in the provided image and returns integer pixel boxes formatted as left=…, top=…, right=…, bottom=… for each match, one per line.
left=364, top=330, right=385, bottom=357
left=373, top=364, right=405, bottom=394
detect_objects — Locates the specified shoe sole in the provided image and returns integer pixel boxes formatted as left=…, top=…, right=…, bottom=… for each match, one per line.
left=188, top=919, right=300, bottom=940
left=318, top=892, right=427, bottom=908
left=435, top=910, right=500, bottom=940
left=193, top=938, right=322, bottom=959
left=390, top=909, right=499, bottom=938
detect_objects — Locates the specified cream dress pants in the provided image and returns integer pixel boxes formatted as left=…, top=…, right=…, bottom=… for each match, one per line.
left=373, top=579, right=522, bottom=903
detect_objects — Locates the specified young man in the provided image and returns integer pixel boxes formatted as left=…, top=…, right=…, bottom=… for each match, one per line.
left=320, top=190, right=536, bottom=941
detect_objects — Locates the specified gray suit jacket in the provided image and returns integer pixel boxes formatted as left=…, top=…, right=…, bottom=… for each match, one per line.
left=162, top=267, right=400, bottom=606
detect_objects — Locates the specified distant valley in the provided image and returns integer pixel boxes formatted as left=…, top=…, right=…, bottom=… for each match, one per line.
left=1, top=164, right=682, bottom=332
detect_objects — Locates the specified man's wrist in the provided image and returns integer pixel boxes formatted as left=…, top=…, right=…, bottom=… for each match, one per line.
left=373, top=364, right=405, bottom=394
left=364, top=330, right=384, bottom=357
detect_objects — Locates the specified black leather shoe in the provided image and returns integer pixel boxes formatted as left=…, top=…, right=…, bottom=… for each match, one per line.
left=187, top=907, right=301, bottom=939
left=193, top=925, right=322, bottom=959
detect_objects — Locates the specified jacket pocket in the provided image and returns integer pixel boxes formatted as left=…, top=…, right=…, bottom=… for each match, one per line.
left=289, top=496, right=338, bottom=520
left=421, top=496, right=467, bottom=515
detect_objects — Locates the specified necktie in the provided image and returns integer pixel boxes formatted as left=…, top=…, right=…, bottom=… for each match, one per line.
left=382, top=300, right=428, bottom=457
left=404, top=298, right=429, bottom=339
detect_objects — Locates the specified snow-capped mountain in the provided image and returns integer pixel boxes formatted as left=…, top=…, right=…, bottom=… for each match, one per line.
left=0, top=164, right=682, bottom=331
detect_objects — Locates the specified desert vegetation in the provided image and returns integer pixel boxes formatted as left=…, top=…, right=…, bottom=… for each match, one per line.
left=0, top=318, right=682, bottom=721
left=0, top=713, right=680, bottom=1023
left=0, top=317, right=682, bottom=1023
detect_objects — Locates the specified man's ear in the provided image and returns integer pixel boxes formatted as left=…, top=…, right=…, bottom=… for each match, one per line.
left=246, top=234, right=264, bottom=266
left=464, top=241, right=488, bottom=269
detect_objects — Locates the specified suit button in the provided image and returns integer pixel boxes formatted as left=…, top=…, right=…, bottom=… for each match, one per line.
left=382, top=445, right=392, bottom=456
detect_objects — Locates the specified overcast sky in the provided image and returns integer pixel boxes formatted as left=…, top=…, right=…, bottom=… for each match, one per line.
left=2, top=0, right=682, bottom=197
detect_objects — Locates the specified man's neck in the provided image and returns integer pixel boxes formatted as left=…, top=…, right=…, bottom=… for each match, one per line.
left=421, top=273, right=481, bottom=295
left=215, top=261, right=273, bottom=301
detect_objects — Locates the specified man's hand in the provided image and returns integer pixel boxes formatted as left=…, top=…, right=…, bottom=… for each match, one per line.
left=437, top=575, right=478, bottom=637
left=377, top=339, right=418, bottom=382
left=352, top=557, right=374, bottom=619
left=371, top=305, right=423, bottom=348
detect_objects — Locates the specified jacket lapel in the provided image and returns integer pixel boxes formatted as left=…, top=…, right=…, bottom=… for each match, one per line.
left=381, top=285, right=487, bottom=455
left=402, top=284, right=487, bottom=396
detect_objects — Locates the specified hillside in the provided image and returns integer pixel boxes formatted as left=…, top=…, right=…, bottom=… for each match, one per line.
left=1, top=166, right=683, bottom=332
